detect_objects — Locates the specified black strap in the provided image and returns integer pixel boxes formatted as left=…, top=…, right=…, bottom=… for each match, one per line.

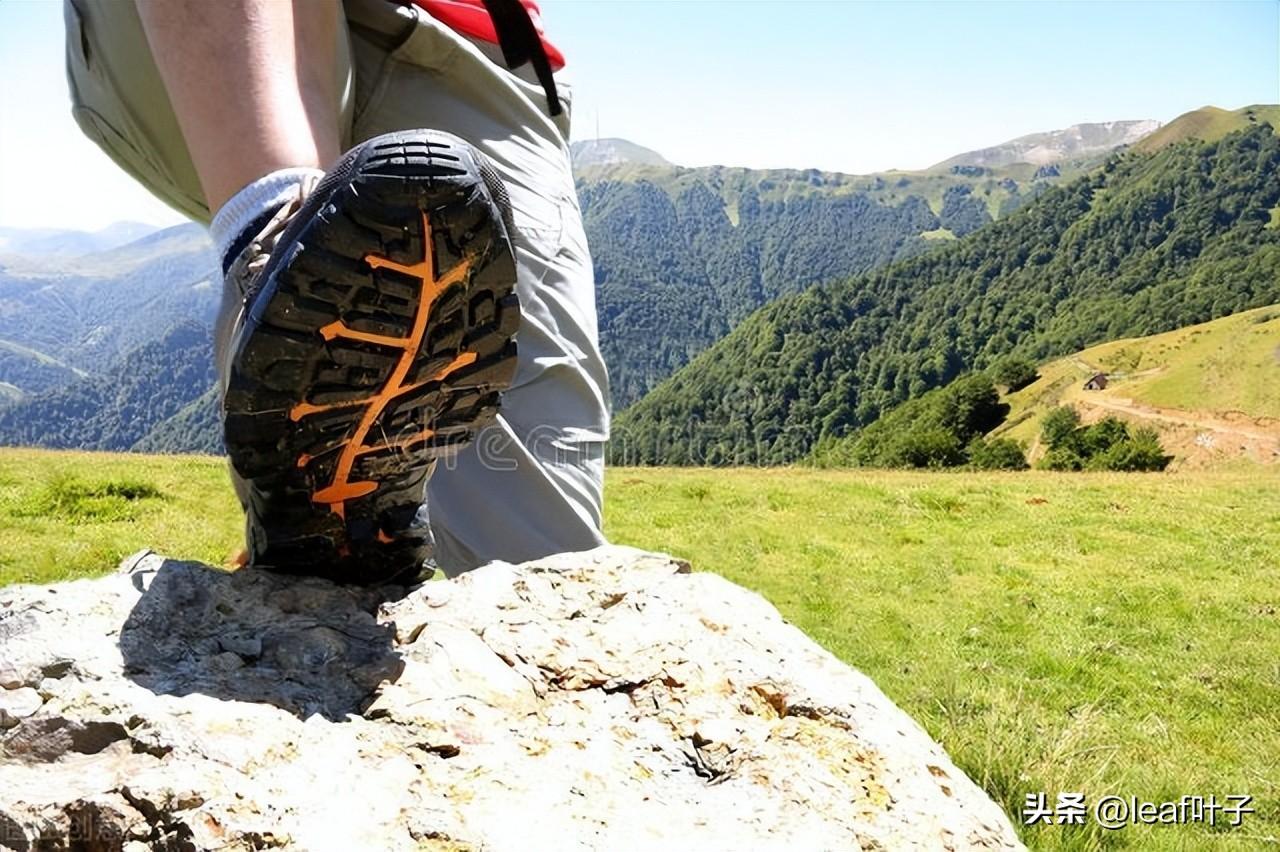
left=481, top=0, right=562, bottom=116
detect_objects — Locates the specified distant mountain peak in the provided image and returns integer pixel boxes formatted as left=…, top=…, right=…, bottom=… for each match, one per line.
left=570, top=138, right=671, bottom=168
left=0, top=221, right=161, bottom=259
left=934, top=119, right=1162, bottom=170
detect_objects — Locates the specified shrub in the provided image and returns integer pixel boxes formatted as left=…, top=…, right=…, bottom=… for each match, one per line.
left=990, top=357, right=1039, bottom=392
left=968, top=438, right=1029, bottom=470
left=1041, top=406, right=1081, bottom=448
left=807, top=435, right=854, bottom=468
left=1038, top=411, right=1171, bottom=472
left=1087, top=427, right=1171, bottom=471
left=1080, top=417, right=1129, bottom=456
left=879, top=428, right=965, bottom=469
left=1039, top=445, right=1087, bottom=471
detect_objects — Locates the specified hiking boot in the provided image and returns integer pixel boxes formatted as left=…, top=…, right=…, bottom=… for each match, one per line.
left=215, top=130, right=520, bottom=585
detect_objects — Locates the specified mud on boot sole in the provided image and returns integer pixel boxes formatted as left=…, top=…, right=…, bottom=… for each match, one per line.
left=222, top=131, right=519, bottom=584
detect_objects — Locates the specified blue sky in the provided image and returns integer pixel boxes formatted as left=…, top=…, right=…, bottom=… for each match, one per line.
left=1, top=0, right=1277, bottom=230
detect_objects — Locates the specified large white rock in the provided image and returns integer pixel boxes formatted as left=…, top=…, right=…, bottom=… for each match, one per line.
left=0, top=546, right=1022, bottom=850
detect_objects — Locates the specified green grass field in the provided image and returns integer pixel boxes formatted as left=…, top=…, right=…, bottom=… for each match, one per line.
left=1, top=449, right=1276, bottom=849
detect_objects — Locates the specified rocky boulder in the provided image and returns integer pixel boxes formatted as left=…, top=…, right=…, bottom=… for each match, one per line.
left=0, top=546, right=1022, bottom=850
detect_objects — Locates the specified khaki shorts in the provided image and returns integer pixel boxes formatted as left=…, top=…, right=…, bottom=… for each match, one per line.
left=64, top=0, right=610, bottom=575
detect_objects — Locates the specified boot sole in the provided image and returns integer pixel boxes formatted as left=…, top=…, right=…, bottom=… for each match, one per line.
left=222, top=131, right=519, bottom=583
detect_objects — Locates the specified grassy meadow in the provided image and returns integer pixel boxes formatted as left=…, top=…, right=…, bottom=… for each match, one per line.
left=0, top=448, right=1277, bottom=849
left=1133, top=105, right=1280, bottom=155
left=994, top=304, right=1280, bottom=469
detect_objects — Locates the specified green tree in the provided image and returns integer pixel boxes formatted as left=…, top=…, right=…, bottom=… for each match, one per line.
left=1080, top=417, right=1129, bottom=457
left=880, top=428, right=965, bottom=469
left=1041, top=406, right=1081, bottom=448
left=1087, top=427, right=1171, bottom=471
left=990, top=356, right=1039, bottom=391
left=968, top=438, right=1028, bottom=470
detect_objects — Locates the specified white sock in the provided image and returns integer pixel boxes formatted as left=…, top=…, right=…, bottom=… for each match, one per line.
left=209, top=167, right=324, bottom=272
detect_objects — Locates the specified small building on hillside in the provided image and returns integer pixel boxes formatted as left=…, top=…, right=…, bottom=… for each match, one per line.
left=1083, top=373, right=1109, bottom=391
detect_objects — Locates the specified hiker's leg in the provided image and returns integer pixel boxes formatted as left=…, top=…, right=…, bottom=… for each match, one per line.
left=68, top=0, right=609, bottom=573
left=65, top=0, right=356, bottom=565
left=346, top=0, right=610, bottom=574
left=63, top=0, right=355, bottom=222
left=134, top=0, right=346, bottom=212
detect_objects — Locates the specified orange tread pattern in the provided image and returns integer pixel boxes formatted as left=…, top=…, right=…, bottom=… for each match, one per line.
left=289, top=211, right=478, bottom=519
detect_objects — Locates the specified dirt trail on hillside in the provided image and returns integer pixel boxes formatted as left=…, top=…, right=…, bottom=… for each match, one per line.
left=1076, top=396, right=1280, bottom=467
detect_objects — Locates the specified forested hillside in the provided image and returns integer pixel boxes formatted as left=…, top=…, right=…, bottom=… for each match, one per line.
left=132, top=387, right=222, bottom=455
left=0, top=224, right=222, bottom=453
left=612, top=124, right=1280, bottom=464
left=0, top=341, right=84, bottom=402
left=0, top=113, right=1254, bottom=457
left=0, top=119, right=1146, bottom=437
left=0, top=224, right=216, bottom=395
left=0, top=322, right=214, bottom=451
left=575, top=120, right=1138, bottom=406
left=581, top=180, right=941, bottom=405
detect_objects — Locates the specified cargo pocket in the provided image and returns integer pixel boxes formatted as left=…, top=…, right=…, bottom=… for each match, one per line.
left=64, top=0, right=206, bottom=220
left=348, top=3, right=423, bottom=133
left=69, top=103, right=164, bottom=192
left=350, top=3, right=462, bottom=137
left=506, top=182, right=567, bottom=261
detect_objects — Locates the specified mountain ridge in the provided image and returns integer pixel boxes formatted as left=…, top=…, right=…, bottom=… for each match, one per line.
left=611, top=122, right=1280, bottom=464
left=0, top=105, right=1272, bottom=456
left=573, top=117, right=1163, bottom=174
left=1134, top=104, right=1280, bottom=153
left=570, top=138, right=670, bottom=168
left=0, top=221, right=159, bottom=258
left=932, top=119, right=1161, bottom=170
